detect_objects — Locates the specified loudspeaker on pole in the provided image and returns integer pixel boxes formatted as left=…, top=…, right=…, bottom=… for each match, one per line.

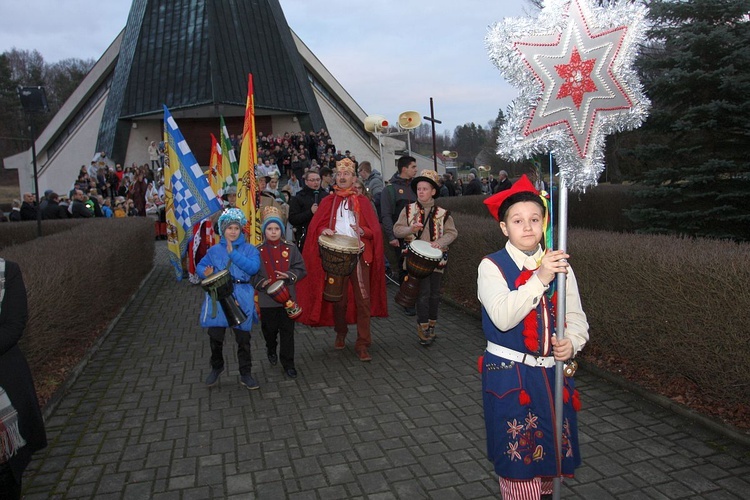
left=397, top=111, right=421, bottom=130
left=364, top=115, right=389, bottom=133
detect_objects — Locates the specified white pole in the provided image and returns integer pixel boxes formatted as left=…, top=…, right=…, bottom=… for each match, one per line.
left=376, top=132, right=385, bottom=177
left=552, top=175, right=568, bottom=500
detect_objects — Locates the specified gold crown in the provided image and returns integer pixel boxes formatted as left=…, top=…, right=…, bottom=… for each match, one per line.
left=335, top=157, right=356, bottom=173
left=261, top=205, right=284, bottom=221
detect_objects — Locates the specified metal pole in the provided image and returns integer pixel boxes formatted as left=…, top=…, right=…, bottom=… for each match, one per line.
left=30, top=120, right=42, bottom=237
left=552, top=175, right=568, bottom=500
left=376, top=132, right=386, bottom=177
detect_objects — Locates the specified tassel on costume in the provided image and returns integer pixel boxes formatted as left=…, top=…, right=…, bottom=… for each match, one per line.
left=572, top=389, right=581, bottom=411
left=519, top=389, right=531, bottom=406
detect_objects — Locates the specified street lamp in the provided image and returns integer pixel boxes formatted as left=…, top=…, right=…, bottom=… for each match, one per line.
left=17, top=86, right=49, bottom=237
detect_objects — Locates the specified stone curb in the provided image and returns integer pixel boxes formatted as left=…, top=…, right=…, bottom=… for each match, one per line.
left=41, top=261, right=158, bottom=421
left=440, top=293, right=750, bottom=447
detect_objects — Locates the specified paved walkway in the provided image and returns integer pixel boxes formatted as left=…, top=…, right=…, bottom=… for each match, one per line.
left=22, top=243, right=750, bottom=499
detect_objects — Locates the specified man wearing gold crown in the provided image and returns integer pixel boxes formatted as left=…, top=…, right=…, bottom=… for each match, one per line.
left=250, top=206, right=307, bottom=379
left=296, top=158, right=388, bottom=361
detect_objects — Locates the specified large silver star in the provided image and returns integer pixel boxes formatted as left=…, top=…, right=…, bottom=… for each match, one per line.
left=487, top=0, right=650, bottom=191
left=517, top=0, right=631, bottom=158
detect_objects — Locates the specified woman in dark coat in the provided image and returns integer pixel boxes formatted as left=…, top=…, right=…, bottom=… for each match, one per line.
left=0, top=260, right=47, bottom=499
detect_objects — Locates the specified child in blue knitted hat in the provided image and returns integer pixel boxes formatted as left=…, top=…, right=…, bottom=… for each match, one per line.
left=196, top=208, right=262, bottom=390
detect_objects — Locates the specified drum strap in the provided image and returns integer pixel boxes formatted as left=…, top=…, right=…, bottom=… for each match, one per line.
left=209, top=287, right=219, bottom=319
left=414, top=207, right=434, bottom=241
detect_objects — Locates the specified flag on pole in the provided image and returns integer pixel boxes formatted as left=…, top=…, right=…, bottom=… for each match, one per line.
left=207, top=133, right=223, bottom=197
left=163, top=105, right=224, bottom=280
left=237, top=73, right=261, bottom=245
left=220, top=116, right=239, bottom=190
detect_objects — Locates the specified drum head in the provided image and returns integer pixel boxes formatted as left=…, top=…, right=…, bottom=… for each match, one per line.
left=318, top=234, right=363, bottom=254
left=201, top=269, right=229, bottom=287
left=266, top=280, right=284, bottom=294
left=409, top=240, right=443, bottom=260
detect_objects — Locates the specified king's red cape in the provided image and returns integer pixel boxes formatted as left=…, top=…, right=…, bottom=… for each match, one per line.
left=296, top=193, right=388, bottom=326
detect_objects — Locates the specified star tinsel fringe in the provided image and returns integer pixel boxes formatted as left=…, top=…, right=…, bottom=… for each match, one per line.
left=486, top=0, right=650, bottom=191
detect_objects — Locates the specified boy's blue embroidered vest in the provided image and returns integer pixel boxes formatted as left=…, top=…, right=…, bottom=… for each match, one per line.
left=481, top=248, right=554, bottom=354
left=480, top=248, right=580, bottom=479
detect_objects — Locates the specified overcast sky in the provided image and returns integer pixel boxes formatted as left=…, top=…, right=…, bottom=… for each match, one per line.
left=0, top=0, right=536, bottom=134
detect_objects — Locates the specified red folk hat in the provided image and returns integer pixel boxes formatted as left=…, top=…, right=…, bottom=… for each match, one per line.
left=483, top=174, right=538, bottom=221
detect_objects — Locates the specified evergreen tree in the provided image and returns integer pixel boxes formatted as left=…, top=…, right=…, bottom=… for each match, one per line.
left=625, top=0, right=750, bottom=241
left=0, top=49, right=94, bottom=162
left=0, top=54, right=25, bottom=161
left=452, top=122, right=489, bottom=165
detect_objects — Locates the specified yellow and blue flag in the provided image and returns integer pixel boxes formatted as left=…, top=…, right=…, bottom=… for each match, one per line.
left=163, top=105, right=223, bottom=280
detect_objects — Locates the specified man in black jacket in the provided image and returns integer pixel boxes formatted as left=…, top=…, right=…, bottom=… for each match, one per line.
left=380, top=156, right=418, bottom=315
left=462, top=173, right=484, bottom=196
left=70, top=189, right=93, bottom=218
left=494, top=170, right=512, bottom=193
left=19, top=193, right=37, bottom=221
left=41, top=193, right=70, bottom=219
left=288, top=170, right=328, bottom=250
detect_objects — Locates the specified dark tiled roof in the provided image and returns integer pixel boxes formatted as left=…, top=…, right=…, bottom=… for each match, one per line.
left=97, top=0, right=325, bottom=158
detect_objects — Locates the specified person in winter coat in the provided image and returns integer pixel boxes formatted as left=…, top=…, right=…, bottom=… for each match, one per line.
left=0, top=259, right=47, bottom=499
left=288, top=170, right=329, bottom=251
left=196, top=209, right=262, bottom=390
left=358, top=161, right=385, bottom=217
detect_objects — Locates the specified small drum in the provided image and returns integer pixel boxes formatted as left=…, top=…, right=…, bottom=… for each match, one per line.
left=267, top=280, right=302, bottom=319
left=318, top=234, right=364, bottom=302
left=395, top=240, right=444, bottom=308
left=200, top=269, right=248, bottom=327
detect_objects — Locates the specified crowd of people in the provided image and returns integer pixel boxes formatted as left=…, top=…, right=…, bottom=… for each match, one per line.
left=193, top=146, right=588, bottom=498
left=2, top=155, right=165, bottom=224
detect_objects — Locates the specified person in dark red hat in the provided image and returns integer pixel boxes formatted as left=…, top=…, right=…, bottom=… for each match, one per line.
left=477, top=175, right=589, bottom=499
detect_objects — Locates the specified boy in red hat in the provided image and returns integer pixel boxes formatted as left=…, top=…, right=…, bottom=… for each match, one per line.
left=477, top=175, right=589, bottom=499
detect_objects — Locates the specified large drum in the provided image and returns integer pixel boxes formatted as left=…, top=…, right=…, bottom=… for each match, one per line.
left=318, top=234, right=364, bottom=302
left=267, top=280, right=302, bottom=319
left=200, top=269, right=248, bottom=327
left=395, top=240, right=444, bottom=308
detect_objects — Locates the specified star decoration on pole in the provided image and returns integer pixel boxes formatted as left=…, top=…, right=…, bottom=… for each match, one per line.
left=486, top=0, right=650, bottom=191
left=555, top=47, right=597, bottom=109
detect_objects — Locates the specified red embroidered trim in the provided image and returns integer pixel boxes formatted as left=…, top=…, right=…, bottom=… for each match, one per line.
left=515, top=269, right=540, bottom=353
